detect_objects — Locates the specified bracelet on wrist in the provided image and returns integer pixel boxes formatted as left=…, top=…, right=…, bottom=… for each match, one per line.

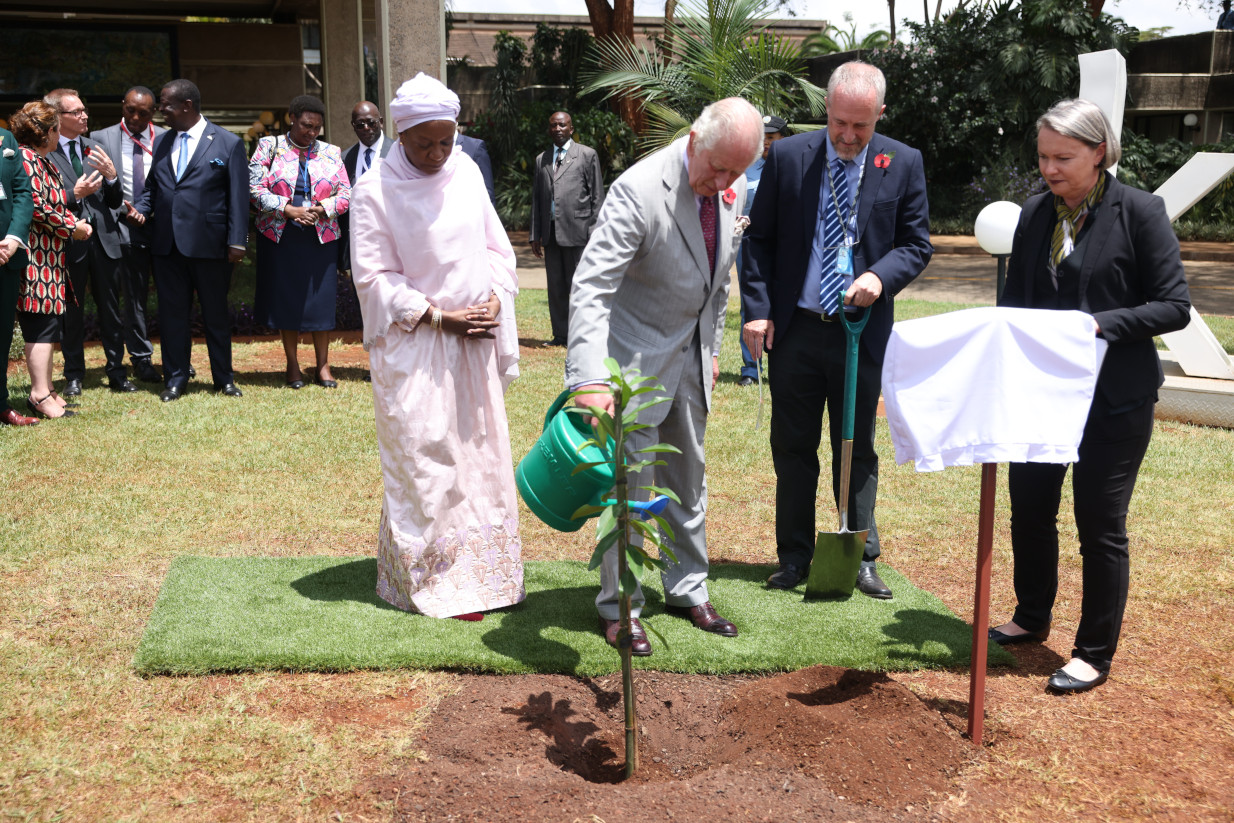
left=431, top=308, right=442, bottom=331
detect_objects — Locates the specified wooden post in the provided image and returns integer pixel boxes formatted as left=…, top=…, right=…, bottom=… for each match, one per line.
left=967, top=462, right=997, bottom=744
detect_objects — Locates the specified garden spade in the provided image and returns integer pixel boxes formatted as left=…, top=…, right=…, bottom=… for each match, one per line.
left=805, top=297, right=870, bottom=600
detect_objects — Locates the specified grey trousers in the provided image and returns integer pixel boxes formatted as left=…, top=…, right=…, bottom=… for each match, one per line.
left=596, top=334, right=711, bottom=620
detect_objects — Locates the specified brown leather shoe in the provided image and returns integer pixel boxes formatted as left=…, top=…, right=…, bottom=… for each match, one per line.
left=666, top=601, right=738, bottom=637
left=599, top=616, right=652, bottom=656
left=0, top=407, right=39, bottom=426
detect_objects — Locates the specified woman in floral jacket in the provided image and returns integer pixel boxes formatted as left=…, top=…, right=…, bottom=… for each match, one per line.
left=11, top=101, right=92, bottom=419
left=249, top=95, right=350, bottom=388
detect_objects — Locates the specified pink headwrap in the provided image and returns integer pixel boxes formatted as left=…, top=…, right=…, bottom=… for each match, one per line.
left=389, top=72, right=460, bottom=133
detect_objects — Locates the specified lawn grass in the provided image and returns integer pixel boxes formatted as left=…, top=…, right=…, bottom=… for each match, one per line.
left=134, top=557, right=1011, bottom=676
left=2, top=289, right=1232, bottom=821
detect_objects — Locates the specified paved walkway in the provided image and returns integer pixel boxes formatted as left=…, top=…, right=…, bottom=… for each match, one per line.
left=510, top=233, right=1234, bottom=317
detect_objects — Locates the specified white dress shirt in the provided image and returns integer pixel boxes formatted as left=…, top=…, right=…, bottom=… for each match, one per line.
left=170, top=116, right=209, bottom=178
left=355, top=134, right=387, bottom=179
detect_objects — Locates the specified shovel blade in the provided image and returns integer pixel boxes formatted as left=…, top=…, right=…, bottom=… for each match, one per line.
left=804, top=529, right=869, bottom=600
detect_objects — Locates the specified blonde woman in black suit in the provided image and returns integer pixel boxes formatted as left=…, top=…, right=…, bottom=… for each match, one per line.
left=989, top=99, right=1191, bottom=693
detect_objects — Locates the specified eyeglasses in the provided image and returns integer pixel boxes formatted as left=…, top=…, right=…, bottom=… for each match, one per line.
left=61, top=107, right=88, bottom=117
left=351, top=118, right=380, bottom=129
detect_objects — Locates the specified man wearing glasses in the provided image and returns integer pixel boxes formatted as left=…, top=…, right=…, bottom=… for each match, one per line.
left=43, top=88, right=135, bottom=395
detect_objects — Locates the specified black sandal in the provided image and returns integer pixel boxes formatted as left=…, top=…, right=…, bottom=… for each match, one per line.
left=50, top=390, right=80, bottom=408
left=27, top=394, right=77, bottom=420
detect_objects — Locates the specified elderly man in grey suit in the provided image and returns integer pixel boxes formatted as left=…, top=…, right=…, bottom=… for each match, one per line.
left=91, top=85, right=165, bottom=383
left=567, top=98, right=763, bottom=656
left=530, top=111, right=605, bottom=347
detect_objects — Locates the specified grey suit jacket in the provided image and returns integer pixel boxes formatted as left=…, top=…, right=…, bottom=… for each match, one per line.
left=530, top=141, right=605, bottom=248
left=566, top=137, right=746, bottom=425
left=48, top=136, right=124, bottom=261
left=91, top=122, right=166, bottom=248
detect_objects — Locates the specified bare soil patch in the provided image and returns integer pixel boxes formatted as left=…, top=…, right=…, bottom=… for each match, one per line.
left=362, top=666, right=974, bottom=822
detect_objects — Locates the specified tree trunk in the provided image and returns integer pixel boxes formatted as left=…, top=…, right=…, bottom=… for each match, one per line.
left=888, top=0, right=897, bottom=43
left=583, top=0, right=644, bottom=132
left=1087, top=0, right=1104, bottom=19
left=663, top=0, right=678, bottom=61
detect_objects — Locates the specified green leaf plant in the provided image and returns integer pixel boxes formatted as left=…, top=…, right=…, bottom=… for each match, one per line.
left=566, top=357, right=682, bottom=779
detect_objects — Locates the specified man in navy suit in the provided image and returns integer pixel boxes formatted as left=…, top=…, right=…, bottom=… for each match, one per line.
left=128, top=79, right=248, bottom=402
left=456, top=131, right=495, bottom=206
left=743, top=61, right=932, bottom=599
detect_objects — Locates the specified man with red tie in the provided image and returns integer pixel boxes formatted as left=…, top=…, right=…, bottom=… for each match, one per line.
left=91, top=86, right=165, bottom=384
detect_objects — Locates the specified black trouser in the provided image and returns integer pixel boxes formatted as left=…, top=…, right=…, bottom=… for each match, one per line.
left=0, top=264, right=19, bottom=408
left=153, top=250, right=233, bottom=389
left=768, top=309, right=881, bottom=569
left=1008, top=398, right=1155, bottom=672
left=121, top=244, right=154, bottom=362
left=62, top=240, right=127, bottom=383
left=544, top=223, right=584, bottom=342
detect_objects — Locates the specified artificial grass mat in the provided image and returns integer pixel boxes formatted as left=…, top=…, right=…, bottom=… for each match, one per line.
left=134, top=557, right=1014, bottom=676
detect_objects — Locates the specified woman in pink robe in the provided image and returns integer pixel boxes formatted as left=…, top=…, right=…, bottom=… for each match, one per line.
left=351, top=74, right=523, bottom=619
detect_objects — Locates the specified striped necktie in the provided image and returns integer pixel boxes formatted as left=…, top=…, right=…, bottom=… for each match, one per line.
left=818, top=157, right=849, bottom=315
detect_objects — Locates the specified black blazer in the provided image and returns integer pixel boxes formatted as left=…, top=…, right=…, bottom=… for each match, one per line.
left=999, top=173, right=1191, bottom=408
left=743, top=129, right=933, bottom=364
left=134, top=120, right=249, bottom=260
left=339, top=135, right=393, bottom=270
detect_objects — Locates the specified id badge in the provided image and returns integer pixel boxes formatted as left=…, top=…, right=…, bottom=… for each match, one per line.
left=836, top=243, right=853, bottom=277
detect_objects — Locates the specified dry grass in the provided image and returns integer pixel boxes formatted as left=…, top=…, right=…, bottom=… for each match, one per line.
left=1, top=292, right=1232, bottom=821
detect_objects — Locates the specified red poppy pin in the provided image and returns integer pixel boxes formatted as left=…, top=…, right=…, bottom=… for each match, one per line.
left=82, top=145, right=91, bottom=157
left=722, top=188, right=736, bottom=205
left=874, top=151, right=895, bottom=169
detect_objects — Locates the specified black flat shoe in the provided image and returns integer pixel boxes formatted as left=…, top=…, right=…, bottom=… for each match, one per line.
left=988, top=624, right=1051, bottom=645
left=160, top=386, right=183, bottom=403
left=109, top=378, right=138, bottom=393
left=217, top=383, right=243, bottom=398
left=287, top=379, right=305, bottom=390
left=1047, top=667, right=1108, bottom=694
left=62, top=379, right=83, bottom=397
left=316, top=377, right=338, bottom=389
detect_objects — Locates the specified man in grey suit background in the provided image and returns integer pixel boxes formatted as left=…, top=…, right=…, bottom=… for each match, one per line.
left=530, top=111, right=604, bottom=347
left=91, top=85, right=164, bottom=383
left=44, top=88, right=133, bottom=394
left=567, top=97, right=763, bottom=655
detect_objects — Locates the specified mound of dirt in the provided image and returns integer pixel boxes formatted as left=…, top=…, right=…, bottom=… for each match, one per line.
left=375, top=666, right=977, bottom=821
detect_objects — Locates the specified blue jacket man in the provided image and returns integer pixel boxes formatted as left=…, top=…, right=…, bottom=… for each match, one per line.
left=743, top=61, right=932, bottom=599
left=131, top=79, right=248, bottom=401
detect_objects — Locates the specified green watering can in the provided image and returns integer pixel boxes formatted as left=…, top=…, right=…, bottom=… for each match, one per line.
left=516, top=390, right=616, bottom=533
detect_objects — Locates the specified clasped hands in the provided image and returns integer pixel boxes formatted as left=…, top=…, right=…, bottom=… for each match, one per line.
left=284, top=202, right=326, bottom=227
left=423, top=293, right=503, bottom=339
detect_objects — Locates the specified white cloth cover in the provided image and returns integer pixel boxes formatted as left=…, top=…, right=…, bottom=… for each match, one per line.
left=350, top=134, right=523, bottom=618
left=882, top=306, right=1108, bottom=472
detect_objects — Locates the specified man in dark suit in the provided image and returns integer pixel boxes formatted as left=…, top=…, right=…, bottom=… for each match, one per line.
left=0, top=125, right=36, bottom=425
left=530, top=111, right=604, bottom=347
left=338, top=101, right=392, bottom=275
left=126, top=79, right=247, bottom=402
left=91, top=86, right=164, bottom=384
left=743, top=61, right=932, bottom=599
left=44, top=88, right=134, bottom=394
left=456, top=131, right=495, bottom=206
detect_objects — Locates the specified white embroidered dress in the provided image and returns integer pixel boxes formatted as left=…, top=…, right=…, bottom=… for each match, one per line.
left=351, top=142, right=524, bottom=618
